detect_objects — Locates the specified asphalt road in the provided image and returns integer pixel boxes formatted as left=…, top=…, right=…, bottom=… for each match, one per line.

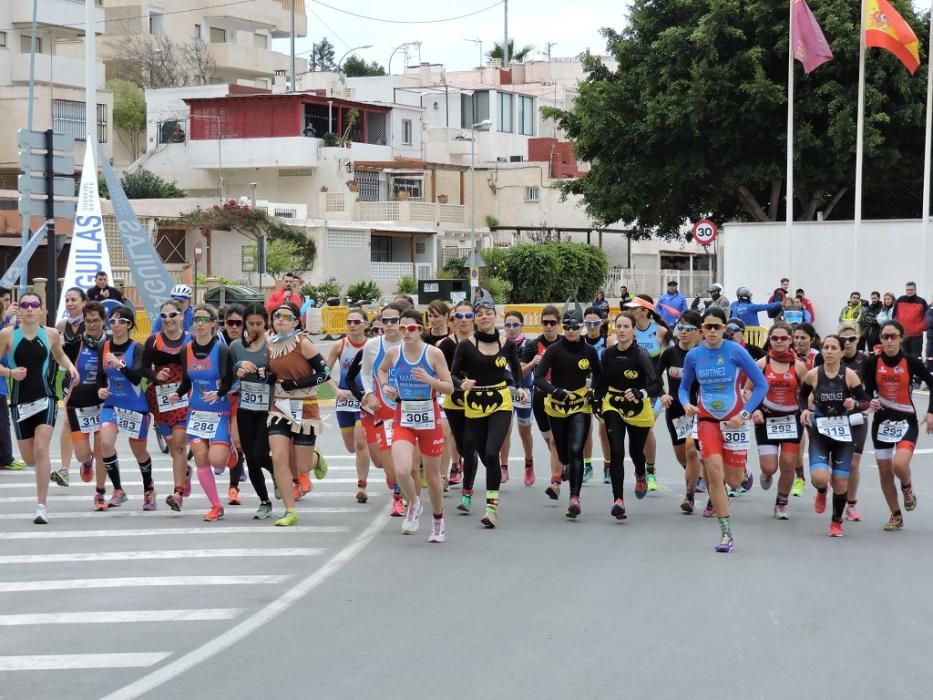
left=2, top=392, right=933, bottom=699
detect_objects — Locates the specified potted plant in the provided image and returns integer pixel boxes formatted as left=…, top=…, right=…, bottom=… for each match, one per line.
left=346, top=180, right=359, bottom=193
left=320, top=185, right=329, bottom=193
left=437, top=194, right=449, bottom=204
left=398, top=191, right=411, bottom=201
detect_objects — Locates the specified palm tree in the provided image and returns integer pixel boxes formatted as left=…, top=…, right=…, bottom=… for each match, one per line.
left=487, top=40, right=534, bottom=64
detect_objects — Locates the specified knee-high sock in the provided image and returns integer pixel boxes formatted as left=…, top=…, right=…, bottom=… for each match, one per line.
left=197, top=465, right=221, bottom=506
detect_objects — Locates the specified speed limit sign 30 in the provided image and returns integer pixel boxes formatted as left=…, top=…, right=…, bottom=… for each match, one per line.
left=692, top=219, right=718, bottom=245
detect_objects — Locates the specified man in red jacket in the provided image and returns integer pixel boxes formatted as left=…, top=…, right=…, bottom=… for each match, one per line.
left=266, top=272, right=305, bottom=312
left=893, top=281, right=928, bottom=363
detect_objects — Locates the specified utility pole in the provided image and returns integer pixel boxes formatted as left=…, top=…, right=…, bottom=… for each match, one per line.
left=503, top=0, right=509, bottom=67
left=290, top=0, right=296, bottom=92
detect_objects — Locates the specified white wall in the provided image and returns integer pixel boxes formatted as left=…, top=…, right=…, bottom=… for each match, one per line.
left=721, top=219, right=932, bottom=336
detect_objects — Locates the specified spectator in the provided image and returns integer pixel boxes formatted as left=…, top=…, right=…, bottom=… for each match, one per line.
left=266, top=272, right=305, bottom=312
left=618, top=285, right=633, bottom=305
left=838, top=291, right=864, bottom=325
left=86, top=271, right=125, bottom=303
left=861, top=290, right=883, bottom=350
left=724, top=317, right=765, bottom=360
left=795, top=288, right=816, bottom=322
left=893, top=281, right=928, bottom=362
left=767, top=277, right=790, bottom=319
left=0, top=287, right=17, bottom=327
left=657, top=280, right=688, bottom=326
left=781, top=295, right=811, bottom=326
left=729, top=286, right=782, bottom=327
left=592, top=290, right=610, bottom=315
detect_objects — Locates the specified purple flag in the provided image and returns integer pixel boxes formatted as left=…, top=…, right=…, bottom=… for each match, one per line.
left=792, top=0, right=834, bottom=74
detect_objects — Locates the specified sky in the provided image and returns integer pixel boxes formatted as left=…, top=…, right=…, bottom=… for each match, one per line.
left=271, top=0, right=627, bottom=73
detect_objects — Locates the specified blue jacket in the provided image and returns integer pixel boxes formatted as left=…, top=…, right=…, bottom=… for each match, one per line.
left=729, top=300, right=782, bottom=327
left=657, top=292, right=688, bottom=325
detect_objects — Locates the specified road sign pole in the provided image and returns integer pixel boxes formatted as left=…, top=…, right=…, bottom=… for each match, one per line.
left=44, top=129, right=56, bottom=325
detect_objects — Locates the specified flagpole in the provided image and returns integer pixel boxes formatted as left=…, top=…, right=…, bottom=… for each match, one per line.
left=854, top=0, right=867, bottom=286
left=85, top=0, right=96, bottom=146
left=786, top=0, right=795, bottom=284
left=921, top=6, right=933, bottom=304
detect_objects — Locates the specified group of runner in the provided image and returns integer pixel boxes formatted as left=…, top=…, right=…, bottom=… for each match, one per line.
left=1, top=283, right=931, bottom=553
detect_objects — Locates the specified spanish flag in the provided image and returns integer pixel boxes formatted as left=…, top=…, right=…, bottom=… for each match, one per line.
left=865, top=0, right=920, bottom=74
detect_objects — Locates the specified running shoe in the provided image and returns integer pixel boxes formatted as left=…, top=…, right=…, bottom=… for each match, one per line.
left=481, top=504, right=497, bottom=528
left=566, top=496, right=581, bottom=519
left=791, top=476, right=805, bottom=497
left=583, top=463, right=593, bottom=483
left=695, top=477, right=706, bottom=493
left=523, top=462, right=535, bottom=487
left=715, top=533, right=734, bottom=553
left=203, top=505, right=225, bottom=522
left=773, top=503, right=789, bottom=520
left=183, top=467, right=192, bottom=497
left=741, top=470, right=754, bottom=492
left=545, top=482, right=560, bottom=500
left=314, top=448, right=329, bottom=480
left=50, top=468, right=70, bottom=487
left=448, top=461, right=463, bottom=487
left=703, top=500, right=714, bottom=518
left=254, top=502, right=273, bottom=520
left=457, top=493, right=472, bottom=513
left=109, top=489, right=127, bottom=508
left=602, top=467, right=611, bottom=484
left=227, top=487, right=241, bottom=506
left=611, top=499, right=627, bottom=520
left=634, top=475, right=648, bottom=500
left=79, top=461, right=93, bottom=483
left=759, top=472, right=773, bottom=491
left=814, top=491, right=827, bottom=514
left=680, top=495, right=694, bottom=514
left=1, top=458, right=27, bottom=470
left=33, top=504, right=48, bottom=525
left=275, top=509, right=298, bottom=527
left=356, top=487, right=368, bottom=504
left=143, top=490, right=157, bottom=511
left=903, top=486, right=917, bottom=512
left=401, top=498, right=422, bottom=534
left=829, top=520, right=844, bottom=538
left=94, top=492, right=107, bottom=511
left=428, top=516, right=446, bottom=543
left=390, top=493, right=405, bottom=517
left=845, top=503, right=862, bottom=522
left=646, top=473, right=659, bottom=491
left=166, top=492, right=183, bottom=512
left=883, top=513, right=904, bottom=531
left=501, top=465, right=510, bottom=484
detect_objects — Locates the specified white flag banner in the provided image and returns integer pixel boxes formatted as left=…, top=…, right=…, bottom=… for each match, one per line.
left=0, top=223, right=49, bottom=289
left=56, top=145, right=113, bottom=321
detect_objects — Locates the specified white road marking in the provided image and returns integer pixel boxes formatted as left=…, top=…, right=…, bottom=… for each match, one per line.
left=0, top=653, right=171, bottom=671
left=0, top=548, right=323, bottom=564
left=0, top=474, right=357, bottom=489
left=102, top=507, right=389, bottom=700
left=0, top=506, right=368, bottom=520
left=0, top=491, right=367, bottom=502
left=0, top=526, right=348, bottom=540
left=0, top=609, right=242, bottom=626
left=0, top=575, right=291, bottom=593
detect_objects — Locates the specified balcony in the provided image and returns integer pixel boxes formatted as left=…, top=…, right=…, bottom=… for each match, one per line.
left=204, top=0, right=306, bottom=39
left=11, top=53, right=105, bottom=89
left=322, top=193, right=465, bottom=226
left=189, top=136, right=319, bottom=169
left=207, top=43, right=296, bottom=78
left=11, top=0, right=103, bottom=34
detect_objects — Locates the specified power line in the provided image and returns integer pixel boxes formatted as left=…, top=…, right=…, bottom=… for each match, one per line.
left=310, top=0, right=503, bottom=25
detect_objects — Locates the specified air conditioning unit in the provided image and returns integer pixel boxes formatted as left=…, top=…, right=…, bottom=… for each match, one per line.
left=509, top=155, right=523, bottom=162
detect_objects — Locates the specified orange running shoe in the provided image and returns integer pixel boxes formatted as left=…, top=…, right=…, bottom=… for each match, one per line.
left=227, top=487, right=241, bottom=506
left=299, top=473, right=312, bottom=496
left=203, top=505, right=225, bottom=522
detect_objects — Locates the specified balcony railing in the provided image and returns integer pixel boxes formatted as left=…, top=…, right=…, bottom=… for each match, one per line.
left=322, top=192, right=465, bottom=226
left=371, top=262, right=433, bottom=281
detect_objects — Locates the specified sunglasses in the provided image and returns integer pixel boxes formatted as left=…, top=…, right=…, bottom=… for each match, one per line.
left=542, top=319, right=559, bottom=327
left=193, top=316, right=214, bottom=324
left=160, top=311, right=180, bottom=320
left=225, top=319, right=243, bottom=327
left=840, top=336, right=858, bottom=344
left=881, top=333, right=900, bottom=340
left=346, top=319, right=364, bottom=326
left=400, top=324, right=422, bottom=333
left=563, top=323, right=581, bottom=332
left=111, top=317, right=132, bottom=326
left=272, top=312, right=296, bottom=322
left=725, top=325, right=742, bottom=334
left=677, top=324, right=697, bottom=333
left=504, top=322, right=522, bottom=329
left=453, top=312, right=474, bottom=320
left=770, top=334, right=791, bottom=342
left=703, top=323, right=725, bottom=331
left=19, top=301, right=41, bottom=310
left=382, top=316, right=401, bottom=325
left=371, top=327, right=385, bottom=335
left=584, top=320, right=602, bottom=327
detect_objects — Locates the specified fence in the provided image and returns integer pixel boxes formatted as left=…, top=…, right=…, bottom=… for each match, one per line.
left=604, top=268, right=713, bottom=299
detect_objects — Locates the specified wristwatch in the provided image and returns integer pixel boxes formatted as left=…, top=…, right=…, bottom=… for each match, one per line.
left=739, top=409, right=751, bottom=421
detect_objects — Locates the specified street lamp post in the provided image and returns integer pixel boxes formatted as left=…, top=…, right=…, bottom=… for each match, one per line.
left=388, top=41, right=421, bottom=76
left=337, top=45, right=373, bottom=75
left=464, top=38, right=483, bottom=69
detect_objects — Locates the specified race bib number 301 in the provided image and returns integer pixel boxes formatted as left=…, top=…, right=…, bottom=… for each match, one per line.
left=239, top=381, right=270, bottom=412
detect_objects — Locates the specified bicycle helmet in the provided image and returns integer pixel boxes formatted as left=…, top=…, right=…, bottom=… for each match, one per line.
left=708, top=283, right=723, bottom=295
left=171, top=284, right=192, bottom=300
left=735, top=286, right=751, bottom=300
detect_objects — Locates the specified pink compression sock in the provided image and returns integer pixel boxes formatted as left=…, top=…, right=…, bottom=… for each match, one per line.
left=197, top=466, right=221, bottom=506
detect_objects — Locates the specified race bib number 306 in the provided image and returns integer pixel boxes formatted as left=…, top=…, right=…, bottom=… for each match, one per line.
left=400, top=399, right=435, bottom=430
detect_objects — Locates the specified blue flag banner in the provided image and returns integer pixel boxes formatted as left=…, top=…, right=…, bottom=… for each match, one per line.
left=0, top=223, right=49, bottom=289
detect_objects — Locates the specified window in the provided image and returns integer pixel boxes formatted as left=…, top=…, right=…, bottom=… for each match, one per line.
left=327, top=228, right=366, bottom=250
left=354, top=170, right=381, bottom=202
left=254, top=33, right=268, bottom=49
left=148, top=11, right=165, bottom=35
left=401, top=119, right=412, bottom=145
left=371, top=235, right=392, bottom=263
left=52, top=100, right=108, bottom=143
left=392, top=176, right=423, bottom=200
left=498, top=93, right=513, bottom=133
left=518, top=95, right=535, bottom=136
left=460, top=90, right=489, bottom=128
left=155, top=229, right=186, bottom=264
left=0, top=32, right=7, bottom=48
left=193, top=24, right=202, bottom=39
left=209, top=27, right=227, bottom=43
left=20, top=35, right=42, bottom=54
left=526, top=186, right=540, bottom=202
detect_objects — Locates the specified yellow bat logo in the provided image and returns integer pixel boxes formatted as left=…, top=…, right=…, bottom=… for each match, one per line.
left=495, top=356, right=507, bottom=368
left=623, top=370, right=639, bottom=379
left=578, top=359, right=590, bottom=370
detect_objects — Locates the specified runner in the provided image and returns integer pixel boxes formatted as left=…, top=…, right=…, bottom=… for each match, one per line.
left=521, top=304, right=563, bottom=492
left=838, top=321, right=870, bottom=521
left=500, top=310, right=535, bottom=486
left=657, top=310, right=703, bottom=513
left=791, top=323, right=822, bottom=497
left=151, top=284, right=194, bottom=332
left=219, top=304, right=246, bottom=504
left=231, top=303, right=275, bottom=519
left=441, top=300, right=477, bottom=489
left=799, top=335, right=869, bottom=537
left=450, top=290, right=526, bottom=527
left=325, top=308, right=370, bottom=503
left=97, top=306, right=155, bottom=511
left=582, top=306, right=610, bottom=484
left=266, top=301, right=331, bottom=527
left=534, top=300, right=602, bottom=518
left=144, top=300, right=192, bottom=512
left=377, top=309, right=454, bottom=541
left=596, top=310, right=659, bottom=520
left=422, top=301, right=455, bottom=490
left=862, top=320, right=933, bottom=531
left=747, top=321, right=807, bottom=520
left=679, top=307, right=768, bottom=552
left=0, top=292, right=79, bottom=524
left=52, top=286, right=87, bottom=486
left=167, top=304, right=235, bottom=522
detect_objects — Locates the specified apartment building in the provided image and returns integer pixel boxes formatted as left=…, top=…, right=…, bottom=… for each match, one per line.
left=0, top=0, right=113, bottom=189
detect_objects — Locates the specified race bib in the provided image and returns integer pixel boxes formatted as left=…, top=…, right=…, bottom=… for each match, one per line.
left=511, top=388, right=530, bottom=410
left=115, top=408, right=145, bottom=439
left=15, top=397, right=48, bottom=421
left=188, top=410, right=220, bottom=439
left=400, top=399, right=435, bottom=430
left=239, top=381, right=270, bottom=412
left=816, top=416, right=851, bottom=442
left=765, top=415, right=798, bottom=440
left=335, top=394, right=362, bottom=412
left=75, top=405, right=102, bottom=433
left=672, top=414, right=693, bottom=441
left=156, top=382, right=188, bottom=413
left=274, top=398, right=304, bottom=424
left=384, top=419, right=394, bottom=446
left=720, top=422, right=750, bottom=451
left=877, top=419, right=909, bottom=444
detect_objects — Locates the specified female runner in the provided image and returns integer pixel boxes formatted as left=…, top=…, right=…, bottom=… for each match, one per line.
left=219, top=304, right=247, bottom=503
left=582, top=306, right=610, bottom=484
left=791, top=322, right=822, bottom=497
left=423, top=301, right=456, bottom=490
left=52, top=286, right=87, bottom=486
left=442, top=300, right=477, bottom=488
left=500, top=310, right=535, bottom=486
left=838, top=321, right=871, bottom=521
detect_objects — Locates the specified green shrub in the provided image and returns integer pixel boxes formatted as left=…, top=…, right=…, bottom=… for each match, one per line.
left=346, top=280, right=381, bottom=304
left=303, top=280, right=342, bottom=303
left=484, top=214, right=499, bottom=228
left=487, top=276, right=512, bottom=304
left=500, top=242, right=608, bottom=302
left=396, top=276, right=417, bottom=295
left=479, top=247, right=508, bottom=280
left=443, top=256, right=465, bottom=275
left=502, top=243, right=560, bottom=302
